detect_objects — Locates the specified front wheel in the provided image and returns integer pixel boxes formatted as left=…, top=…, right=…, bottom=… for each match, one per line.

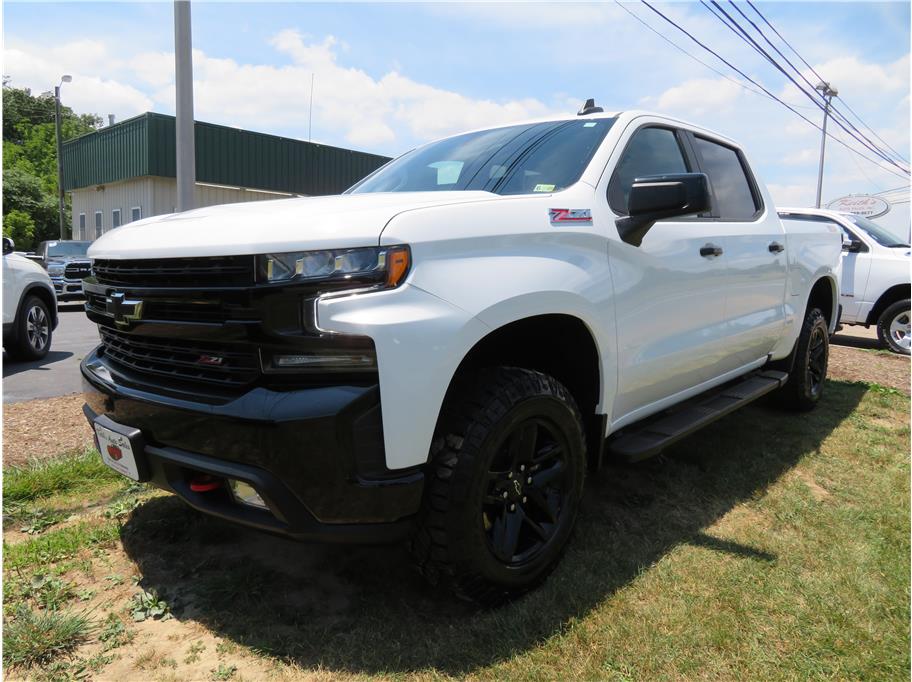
left=410, top=367, right=586, bottom=606
left=877, top=299, right=911, bottom=355
left=778, top=307, right=829, bottom=411
left=8, top=295, right=52, bottom=361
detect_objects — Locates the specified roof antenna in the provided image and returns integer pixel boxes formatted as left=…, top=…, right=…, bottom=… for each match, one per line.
left=577, top=98, right=603, bottom=115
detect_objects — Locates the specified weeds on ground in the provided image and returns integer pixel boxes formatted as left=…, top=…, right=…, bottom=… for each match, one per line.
left=3, top=604, right=93, bottom=668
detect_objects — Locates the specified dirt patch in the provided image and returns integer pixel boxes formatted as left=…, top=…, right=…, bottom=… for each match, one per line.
left=2, top=394, right=93, bottom=467
left=828, top=345, right=910, bottom=395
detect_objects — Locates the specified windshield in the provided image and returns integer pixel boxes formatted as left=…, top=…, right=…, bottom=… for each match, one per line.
left=45, top=241, right=91, bottom=257
left=348, top=118, right=615, bottom=195
left=845, top=215, right=909, bottom=247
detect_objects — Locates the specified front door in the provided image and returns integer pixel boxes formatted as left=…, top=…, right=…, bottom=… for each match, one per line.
left=601, top=123, right=734, bottom=423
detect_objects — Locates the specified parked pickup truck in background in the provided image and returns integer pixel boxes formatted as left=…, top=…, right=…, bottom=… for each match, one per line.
left=34, top=240, right=93, bottom=302
left=779, top=208, right=911, bottom=355
left=81, top=103, right=843, bottom=604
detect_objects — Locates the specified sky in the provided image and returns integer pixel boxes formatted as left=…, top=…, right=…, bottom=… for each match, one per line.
left=3, top=1, right=910, bottom=207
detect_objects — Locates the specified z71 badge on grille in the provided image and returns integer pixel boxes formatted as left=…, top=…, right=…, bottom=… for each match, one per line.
left=549, top=208, right=592, bottom=225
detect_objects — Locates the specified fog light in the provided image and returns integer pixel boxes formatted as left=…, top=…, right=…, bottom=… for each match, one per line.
left=229, top=479, right=268, bottom=510
left=273, top=353, right=376, bottom=370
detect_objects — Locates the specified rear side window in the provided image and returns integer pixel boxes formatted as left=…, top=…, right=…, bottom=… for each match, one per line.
left=608, top=127, right=689, bottom=214
left=694, top=137, right=759, bottom=221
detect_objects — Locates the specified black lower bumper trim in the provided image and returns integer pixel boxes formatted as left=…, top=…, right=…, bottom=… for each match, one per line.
left=81, top=347, right=425, bottom=543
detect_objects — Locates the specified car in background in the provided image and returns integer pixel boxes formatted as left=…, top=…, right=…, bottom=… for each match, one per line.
left=779, top=207, right=911, bottom=354
left=34, top=240, right=93, bottom=301
left=2, top=237, right=58, bottom=360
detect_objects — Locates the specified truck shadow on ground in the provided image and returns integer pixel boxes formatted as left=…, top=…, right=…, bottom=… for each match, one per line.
left=2, top=350, right=73, bottom=376
left=120, top=380, right=866, bottom=676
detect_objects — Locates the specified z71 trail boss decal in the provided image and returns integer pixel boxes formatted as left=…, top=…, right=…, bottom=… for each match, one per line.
left=549, top=208, right=592, bottom=225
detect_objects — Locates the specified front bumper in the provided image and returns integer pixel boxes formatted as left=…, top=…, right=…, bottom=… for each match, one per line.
left=81, top=347, right=424, bottom=543
left=50, top=276, right=85, bottom=300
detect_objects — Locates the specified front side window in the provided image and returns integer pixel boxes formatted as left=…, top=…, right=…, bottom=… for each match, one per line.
left=693, top=137, right=759, bottom=221
left=846, top=214, right=909, bottom=247
left=349, top=119, right=615, bottom=196
left=608, top=127, right=689, bottom=214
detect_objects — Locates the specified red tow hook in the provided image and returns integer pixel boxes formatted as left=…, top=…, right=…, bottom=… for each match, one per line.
left=189, top=474, right=222, bottom=492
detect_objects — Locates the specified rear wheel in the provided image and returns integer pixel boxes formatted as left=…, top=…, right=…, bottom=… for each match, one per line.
left=876, top=299, right=911, bottom=355
left=410, top=367, right=586, bottom=606
left=778, top=307, right=828, bottom=411
left=8, top=295, right=52, bottom=361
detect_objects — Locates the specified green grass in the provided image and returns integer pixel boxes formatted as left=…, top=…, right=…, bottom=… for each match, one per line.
left=4, top=448, right=121, bottom=503
left=3, top=604, right=94, bottom=669
left=1, top=379, right=908, bottom=680
left=4, top=520, right=120, bottom=570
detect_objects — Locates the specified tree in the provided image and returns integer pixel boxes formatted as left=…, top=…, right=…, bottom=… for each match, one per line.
left=2, top=80, right=101, bottom=241
left=3, top=210, right=36, bottom=250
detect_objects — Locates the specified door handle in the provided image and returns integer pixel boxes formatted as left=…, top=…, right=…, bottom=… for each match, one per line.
left=700, top=243, right=723, bottom=257
left=768, top=241, right=785, bottom=253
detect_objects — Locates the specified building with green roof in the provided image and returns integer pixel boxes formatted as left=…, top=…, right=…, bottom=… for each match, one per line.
left=62, top=112, right=390, bottom=239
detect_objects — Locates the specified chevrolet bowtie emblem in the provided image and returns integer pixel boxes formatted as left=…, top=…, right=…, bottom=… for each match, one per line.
left=105, top=292, right=144, bottom=327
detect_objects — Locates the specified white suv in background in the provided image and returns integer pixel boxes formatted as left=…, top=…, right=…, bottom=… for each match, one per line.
left=2, top=237, right=58, bottom=360
left=779, top=208, right=911, bottom=354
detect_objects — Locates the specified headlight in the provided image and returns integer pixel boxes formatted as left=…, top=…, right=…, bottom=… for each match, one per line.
left=48, top=263, right=65, bottom=276
left=257, top=245, right=410, bottom=289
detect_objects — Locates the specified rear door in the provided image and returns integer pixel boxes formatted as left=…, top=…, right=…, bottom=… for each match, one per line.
left=688, top=134, right=787, bottom=371
left=600, top=122, right=735, bottom=423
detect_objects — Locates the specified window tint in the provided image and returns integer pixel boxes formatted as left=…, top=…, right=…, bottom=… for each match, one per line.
left=608, top=127, right=688, bottom=214
left=694, top=137, right=758, bottom=221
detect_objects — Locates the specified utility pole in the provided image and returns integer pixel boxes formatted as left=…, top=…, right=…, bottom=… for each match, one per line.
left=54, top=75, right=72, bottom=239
left=815, top=81, right=838, bottom=209
left=174, top=0, right=196, bottom=212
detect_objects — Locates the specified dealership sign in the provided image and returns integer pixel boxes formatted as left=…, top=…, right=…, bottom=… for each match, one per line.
left=826, top=194, right=891, bottom=218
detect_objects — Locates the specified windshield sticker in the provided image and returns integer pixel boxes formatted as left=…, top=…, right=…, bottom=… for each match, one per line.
left=583, top=122, right=598, bottom=127
left=533, top=184, right=556, bottom=193
left=549, top=208, right=592, bottom=225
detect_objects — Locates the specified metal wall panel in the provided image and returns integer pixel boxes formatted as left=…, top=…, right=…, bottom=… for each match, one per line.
left=63, top=113, right=391, bottom=195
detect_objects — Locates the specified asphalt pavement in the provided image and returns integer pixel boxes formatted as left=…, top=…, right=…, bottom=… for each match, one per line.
left=2, top=303, right=100, bottom=403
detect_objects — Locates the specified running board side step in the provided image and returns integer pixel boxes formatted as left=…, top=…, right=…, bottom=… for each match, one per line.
left=607, top=370, right=789, bottom=463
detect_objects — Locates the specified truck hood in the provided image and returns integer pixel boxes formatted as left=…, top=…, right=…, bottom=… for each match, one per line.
left=87, top=192, right=498, bottom=259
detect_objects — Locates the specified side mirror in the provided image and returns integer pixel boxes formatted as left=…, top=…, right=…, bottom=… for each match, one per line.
left=2, top=237, right=14, bottom=255
left=615, top=173, right=711, bottom=247
left=842, top=235, right=863, bottom=253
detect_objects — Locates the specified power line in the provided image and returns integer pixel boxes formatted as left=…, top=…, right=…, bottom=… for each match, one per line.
left=703, top=0, right=908, bottom=173
left=723, top=0, right=909, bottom=170
left=638, top=0, right=910, bottom=182
left=745, top=0, right=910, bottom=165
left=614, top=0, right=817, bottom=110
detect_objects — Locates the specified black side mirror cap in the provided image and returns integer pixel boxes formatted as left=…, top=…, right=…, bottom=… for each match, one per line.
left=2, top=237, right=14, bottom=255
left=615, top=173, right=711, bottom=247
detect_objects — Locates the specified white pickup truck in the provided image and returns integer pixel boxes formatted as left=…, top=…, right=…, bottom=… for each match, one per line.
left=779, top=207, right=910, bottom=354
left=81, top=104, right=842, bottom=604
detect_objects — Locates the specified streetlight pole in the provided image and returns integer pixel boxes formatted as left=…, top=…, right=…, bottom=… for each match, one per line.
left=815, top=80, right=838, bottom=209
left=54, top=75, right=72, bottom=239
